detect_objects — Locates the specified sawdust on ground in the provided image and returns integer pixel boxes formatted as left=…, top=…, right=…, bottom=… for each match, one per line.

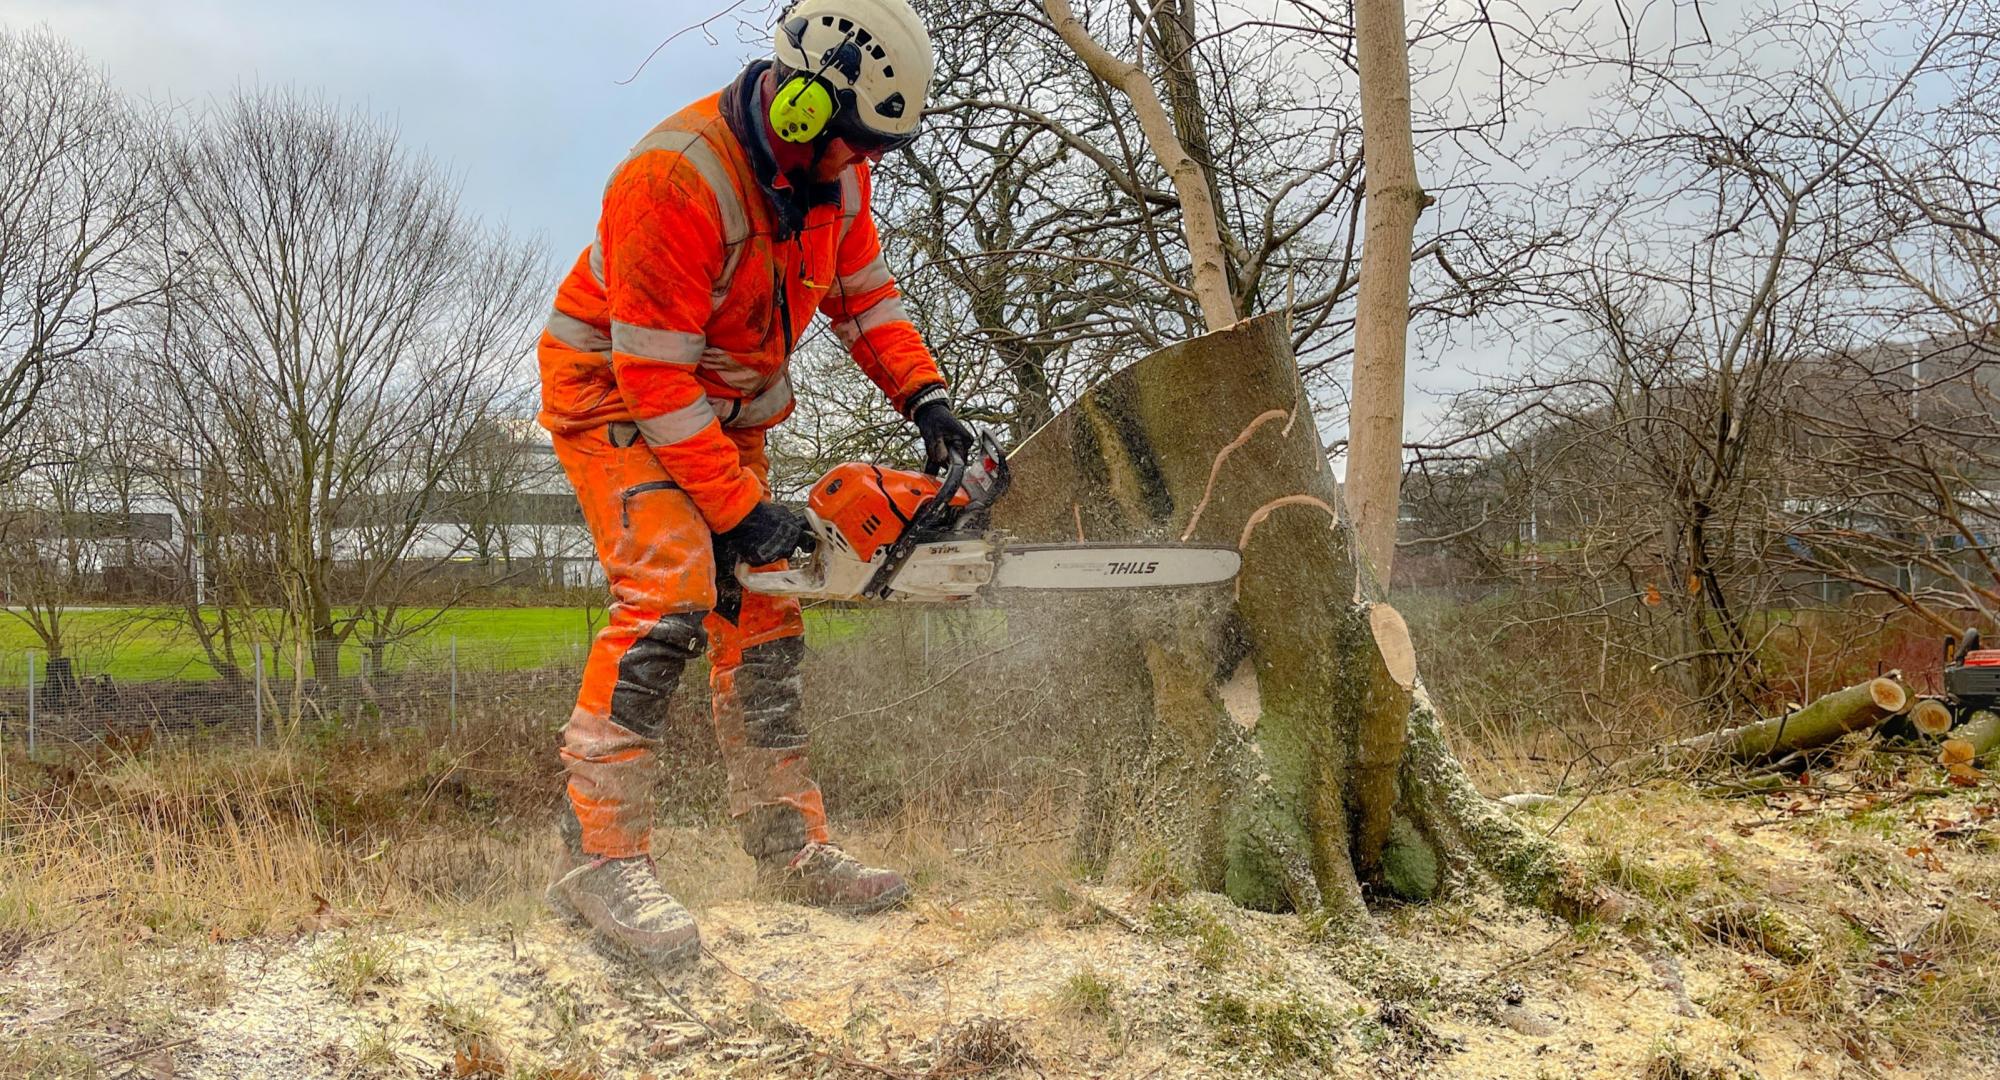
left=4, top=788, right=1996, bottom=1079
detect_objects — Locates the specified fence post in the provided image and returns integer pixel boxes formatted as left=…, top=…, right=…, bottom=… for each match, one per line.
left=25, top=650, right=35, bottom=757
left=253, top=644, right=265, bottom=748
left=448, top=635, right=458, bottom=735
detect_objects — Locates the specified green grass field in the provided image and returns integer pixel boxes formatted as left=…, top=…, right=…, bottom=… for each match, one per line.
left=0, top=605, right=873, bottom=683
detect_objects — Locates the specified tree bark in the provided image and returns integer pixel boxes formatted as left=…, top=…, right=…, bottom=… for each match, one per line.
left=1345, top=0, right=1426, bottom=584
left=992, top=314, right=1579, bottom=916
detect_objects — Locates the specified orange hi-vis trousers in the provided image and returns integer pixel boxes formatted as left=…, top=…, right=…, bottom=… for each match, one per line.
left=554, top=421, right=829, bottom=862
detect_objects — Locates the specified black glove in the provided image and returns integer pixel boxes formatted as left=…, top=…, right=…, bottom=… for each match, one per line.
left=719, top=501, right=813, bottom=566
left=909, top=387, right=975, bottom=475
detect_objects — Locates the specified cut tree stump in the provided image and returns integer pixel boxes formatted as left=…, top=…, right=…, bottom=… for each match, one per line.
left=989, top=314, right=1583, bottom=918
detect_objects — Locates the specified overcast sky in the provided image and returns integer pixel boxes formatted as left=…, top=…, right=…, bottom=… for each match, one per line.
left=0, top=0, right=770, bottom=253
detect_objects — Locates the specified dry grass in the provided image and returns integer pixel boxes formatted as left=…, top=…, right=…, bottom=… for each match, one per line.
left=1541, top=780, right=2000, bottom=1071
left=0, top=734, right=554, bottom=947
left=6, top=599, right=2000, bottom=1076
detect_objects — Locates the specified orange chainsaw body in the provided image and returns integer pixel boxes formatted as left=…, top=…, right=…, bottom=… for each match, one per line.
left=808, top=463, right=973, bottom=563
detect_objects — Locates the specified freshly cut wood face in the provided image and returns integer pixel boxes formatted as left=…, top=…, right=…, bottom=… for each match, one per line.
left=1909, top=698, right=1954, bottom=736
left=1370, top=603, right=1417, bottom=691
left=1869, top=677, right=1909, bottom=714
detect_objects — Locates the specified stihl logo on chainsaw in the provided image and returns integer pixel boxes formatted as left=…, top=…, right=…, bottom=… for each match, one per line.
left=1106, top=561, right=1159, bottom=575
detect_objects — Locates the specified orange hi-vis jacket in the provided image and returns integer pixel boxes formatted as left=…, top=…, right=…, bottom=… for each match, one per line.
left=538, top=68, right=945, bottom=533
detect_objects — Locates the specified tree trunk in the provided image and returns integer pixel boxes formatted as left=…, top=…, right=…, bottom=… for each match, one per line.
left=992, top=314, right=1580, bottom=916
left=1345, top=0, right=1426, bottom=585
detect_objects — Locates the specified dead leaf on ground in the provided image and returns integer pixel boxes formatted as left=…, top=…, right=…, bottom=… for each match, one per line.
left=297, top=894, right=351, bottom=935
left=452, top=1037, right=505, bottom=1077
left=1905, top=841, right=1947, bottom=872
left=1947, top=762, right=1984, bottom=787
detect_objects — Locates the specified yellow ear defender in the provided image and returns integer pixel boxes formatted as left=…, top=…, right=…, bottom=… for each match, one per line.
left=770, top=74, right=837, bottom=144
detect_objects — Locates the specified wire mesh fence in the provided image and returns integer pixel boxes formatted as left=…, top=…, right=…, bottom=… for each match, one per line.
left=0, top=605, right=1011, bottom=755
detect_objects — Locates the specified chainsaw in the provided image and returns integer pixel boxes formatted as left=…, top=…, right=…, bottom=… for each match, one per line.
left=739, top=432, right=1241, bottom=602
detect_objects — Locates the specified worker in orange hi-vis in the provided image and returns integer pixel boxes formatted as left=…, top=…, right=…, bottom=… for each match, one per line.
left=538, top=0, right=971, bottom=968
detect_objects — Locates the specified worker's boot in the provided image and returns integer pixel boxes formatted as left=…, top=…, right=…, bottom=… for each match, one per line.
left=758, top=840, right=910, bottom=915
left=548, top=816, right=700, bottom=968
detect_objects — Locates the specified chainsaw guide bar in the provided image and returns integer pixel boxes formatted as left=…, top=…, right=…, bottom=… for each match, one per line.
left=736, top=435, right=1242, bottom=603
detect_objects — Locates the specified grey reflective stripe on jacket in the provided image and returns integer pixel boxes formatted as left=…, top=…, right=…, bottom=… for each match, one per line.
left=545, top=309, right=611, bottom=353
left=629, top=380, right=796, bottom=449
left=724, top=373, right=794, bottom=428
left=611, top=321, right=703, bottom=367
left=835, top=254, right=893, bottom=297
left=836, top=170, right=862, bottom=246
left=831, top=295, right=913, bottom=349
left=634, top=398, right=720, bottom=446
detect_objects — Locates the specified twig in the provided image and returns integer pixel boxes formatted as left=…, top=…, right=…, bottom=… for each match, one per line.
left=815, top=1049, right=920, bottom=1079
left=1493, top=934, right=1575, bottom=975
left=95, top=1038, right=193, bottom=1070
left=646, top=973, right=720, bottom=1041
left=819, top=638, right=1027, bottom=727
left=1060, top=883, right=1143, bottom=934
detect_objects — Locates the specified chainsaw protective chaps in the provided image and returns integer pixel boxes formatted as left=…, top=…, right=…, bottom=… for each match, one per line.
left=554, top=422, right=827, bottom=860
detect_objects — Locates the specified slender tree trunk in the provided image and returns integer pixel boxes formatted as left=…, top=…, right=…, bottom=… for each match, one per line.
left=1345, top=0, right=1426, bottom=585
left=1044, top=0, right=1237, bottom=331
left=1150, top=0, right=1243, bottom=302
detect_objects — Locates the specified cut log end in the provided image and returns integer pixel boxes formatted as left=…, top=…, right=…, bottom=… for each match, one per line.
left=1870, top=677, right=1910, bottom=715
left=1368, top=603, right=1418, bottom=691
left=1909, top=698, right=1954, bottom=737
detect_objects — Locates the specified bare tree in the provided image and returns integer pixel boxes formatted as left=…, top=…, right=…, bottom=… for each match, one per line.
left=0, top=363, right=161, bottom=668
left=0, top=28, right=156, bottom=475
left=143, top=91, right=545, bottom=696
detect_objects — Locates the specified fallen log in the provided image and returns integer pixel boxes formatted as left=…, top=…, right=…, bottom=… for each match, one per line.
left=1908, top=698, right=1955, bottom=738
left=1956, top=709, right=2000, bottom=761
left=1678, top=677, right=1908, bottom=764
left=1618, top=677, right=1910, bottom=775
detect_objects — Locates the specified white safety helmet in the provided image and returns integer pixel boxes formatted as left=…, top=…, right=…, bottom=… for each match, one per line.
left=772, top=0, right=935, bottom=147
